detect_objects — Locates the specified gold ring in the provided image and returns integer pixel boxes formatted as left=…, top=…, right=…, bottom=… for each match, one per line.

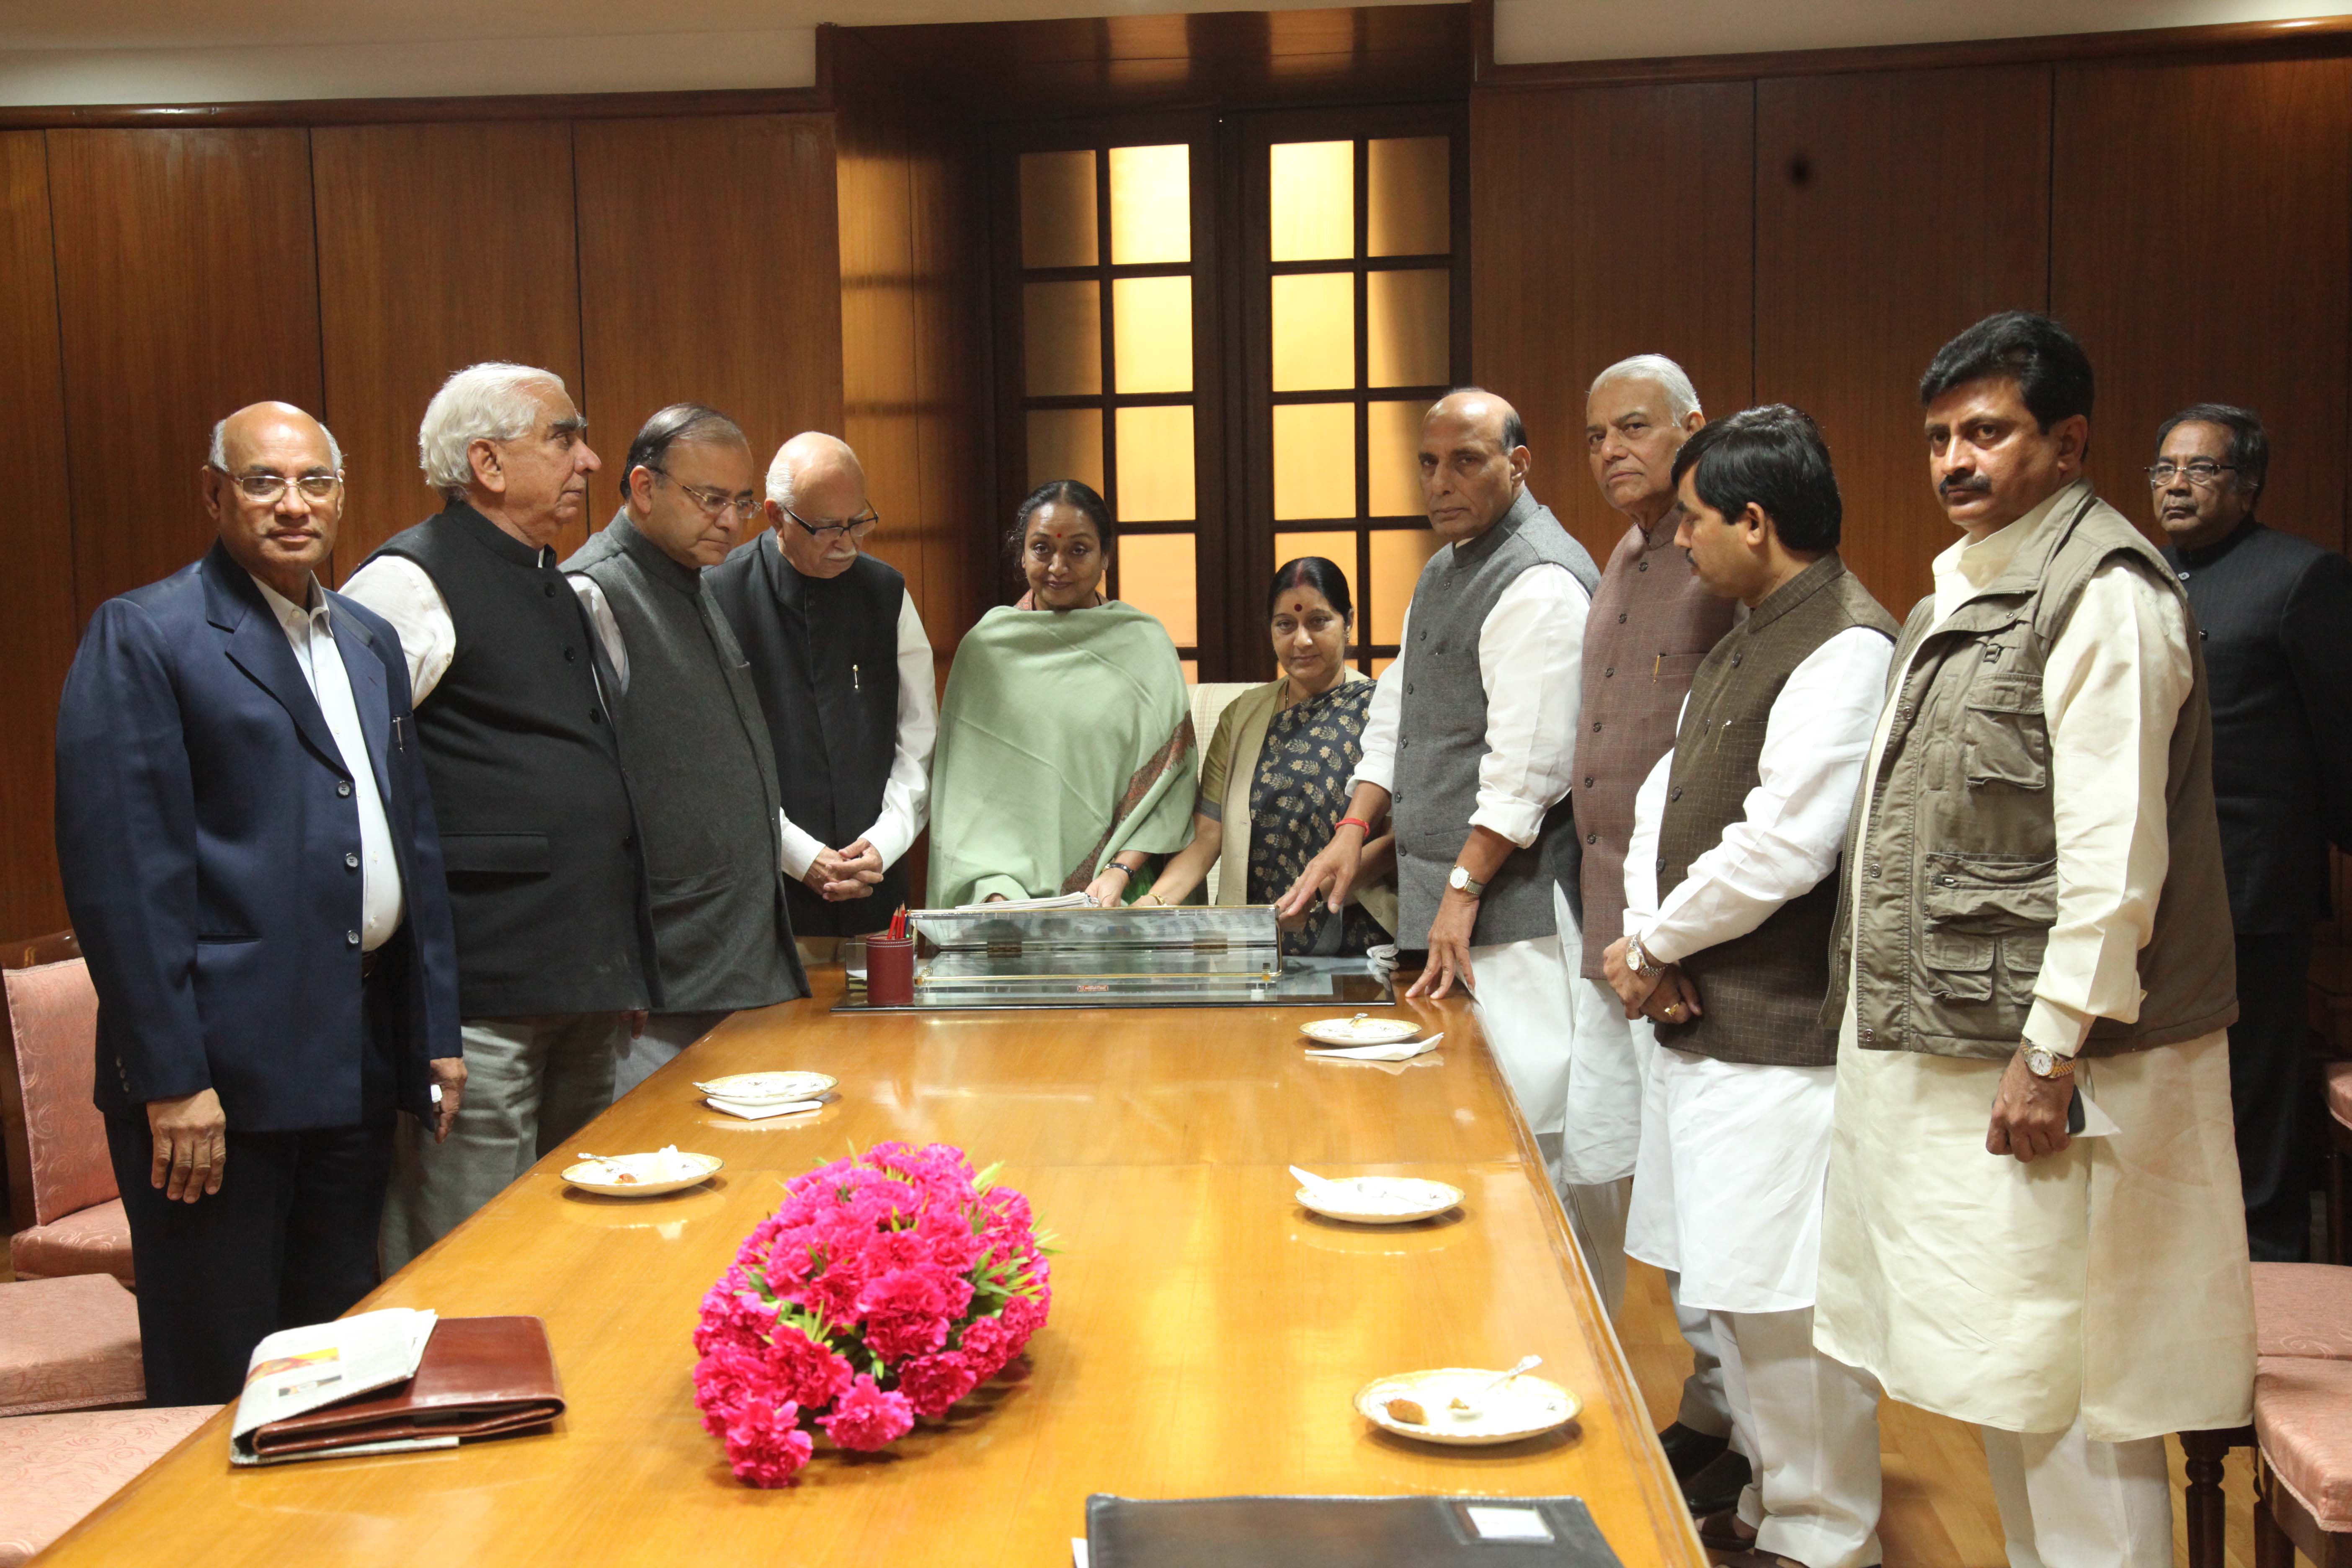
left=1665, top=1003, right=1682, bottom=1016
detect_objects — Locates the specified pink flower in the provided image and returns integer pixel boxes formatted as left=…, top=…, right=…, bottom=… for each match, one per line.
left=764, top=1324, right=854, bottom=1410
left=895, top=1351, right=981, bottom=1418
left=858, top=1265, right=963, bottom=1361
left=722, top=1398, right=813, bottom=1486
left=693, top=1346, right=778, bottom=1437
left=693, top=1268, right=777, bottom=1358
left=956, top=1313, right=1019, bottom=1379
left=820, top=1374, right=915, bottom=1451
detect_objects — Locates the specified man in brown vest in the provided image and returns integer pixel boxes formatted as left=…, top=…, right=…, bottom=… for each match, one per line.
left=1605, top=407, right=1896, bottom=1568
left=1813, top=313, right=2254, bottom=1568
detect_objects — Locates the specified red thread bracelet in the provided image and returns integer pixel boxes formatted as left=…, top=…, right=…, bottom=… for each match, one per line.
left=1336, top=817, right=1373, bottom=836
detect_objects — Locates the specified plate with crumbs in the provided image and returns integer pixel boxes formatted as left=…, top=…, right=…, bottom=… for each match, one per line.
left=1296, top=1175, right=1463, bottom=1225
left=694, top=1071, right=837, bottom=1105
left=562, top=1148, right=723, bottom=1197
left=1299, top=1014, right=1420, bottom=1047
left=1355, top=1368, right=1579, bottom=1446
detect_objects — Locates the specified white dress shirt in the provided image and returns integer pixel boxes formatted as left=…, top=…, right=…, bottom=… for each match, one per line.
left=567, top=574, right=938, bottom=881
left=1621, top=625, right=1894, bottom=959
left=1351, top=553, right=1592, bottom=847
left=341, top=549, right=542, bottom=704
left=251, top=574, right=405, bottom=952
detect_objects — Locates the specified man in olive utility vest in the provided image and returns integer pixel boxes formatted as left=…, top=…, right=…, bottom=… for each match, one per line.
left=1813, top=313, right=2254, bottom=1568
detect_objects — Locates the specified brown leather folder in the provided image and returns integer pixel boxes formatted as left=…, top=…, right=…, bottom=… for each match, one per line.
left=250, top=1316, right=565, bottom=1460
left=1084, top=1495, right=1627, bottom=1567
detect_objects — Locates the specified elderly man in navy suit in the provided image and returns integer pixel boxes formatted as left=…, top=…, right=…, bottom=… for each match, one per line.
left=55, top=401, right=464, bottom=1405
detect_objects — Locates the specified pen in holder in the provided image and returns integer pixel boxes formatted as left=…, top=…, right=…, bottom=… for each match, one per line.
left=866, top=907, right=914, bottom=1006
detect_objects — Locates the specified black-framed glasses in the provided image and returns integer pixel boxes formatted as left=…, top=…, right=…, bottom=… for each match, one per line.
left=2146, top=460, right=2239, bottom=487
left=647, top=466, right=762, bottom=520
left=782, top=504, right=882, bottom=544
left=212, top=466, right=341, bottom=503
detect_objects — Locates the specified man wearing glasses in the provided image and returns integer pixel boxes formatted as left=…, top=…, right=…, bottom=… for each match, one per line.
left=57, top=402, right=462, bottom=1399
left=2153, top=405, right=2352, bottom=1260
left=708, top=431, right=937, bottom=957
left=564, top=404, right=807, bottom=1094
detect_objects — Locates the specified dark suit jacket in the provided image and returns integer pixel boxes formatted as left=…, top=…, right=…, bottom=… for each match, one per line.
left=2163, top=517, right=2352, bottom=936
left=55, top=540, right=462, bottom=1131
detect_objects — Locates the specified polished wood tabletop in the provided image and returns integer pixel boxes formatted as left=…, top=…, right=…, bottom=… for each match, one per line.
left=41, top=972, right=1705, bottom=1568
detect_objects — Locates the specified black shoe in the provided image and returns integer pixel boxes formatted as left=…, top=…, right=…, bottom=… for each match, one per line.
left=1681, top=1447, right=1753, bottom=1516
left=1656, top=1421, right=1730, bottom=1481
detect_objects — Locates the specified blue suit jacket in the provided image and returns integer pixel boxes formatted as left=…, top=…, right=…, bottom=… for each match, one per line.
left=55, top=540, right=462, bottom=1132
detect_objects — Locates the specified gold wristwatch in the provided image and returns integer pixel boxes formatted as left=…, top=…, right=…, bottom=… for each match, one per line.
left=2022, top=1045, right=2076, bottom=1080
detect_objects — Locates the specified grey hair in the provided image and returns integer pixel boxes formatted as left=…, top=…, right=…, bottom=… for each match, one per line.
left=1590, top=354, right=1702, bottom=423
left=418, top=362, right=568, bottom=500
left=765, top=431, right=862, bottom=510
left=207, top=414, right=344, bottom=474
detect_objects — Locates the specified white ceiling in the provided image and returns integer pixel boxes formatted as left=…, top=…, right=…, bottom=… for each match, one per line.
left=0, top=0, right=2340, bottom=105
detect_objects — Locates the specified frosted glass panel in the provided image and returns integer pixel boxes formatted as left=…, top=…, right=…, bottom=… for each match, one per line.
left=1116, top=405, right=1195, bottom=522
left=1112, top=276, right=1193, bottom=394
left=1273, top=531, right=1356, bottom=578
left=1026, top=407, right=1104, bottom=494
left=1119, top=532, right=1198, bottom=646
left=1368, top=529, right=1443, bottom=645
left=1368, top=400, right=1431, bottom=517
left=1269, top=140, right=1353, bottom=261
left=1021, top=150, right=1098, bottom=269
left=1270, top=272, right=1354, bottom=392
left=1370, top=655, right=1394, bottom=676
left=1182, top=658, right=1201, bottom=683
left=1273, top=402, right=1355, bottom=521
left=1023, top=280, right=1100, bottom=397
left=1109, top=144, right=1190, bottom=264
left=1368, top=137, right=1450, bottom=257
left=1367, top=269, right=1449, bottom=388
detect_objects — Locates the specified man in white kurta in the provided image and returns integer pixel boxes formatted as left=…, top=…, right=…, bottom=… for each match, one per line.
left=1813, top=313, right=2255, bottom=1568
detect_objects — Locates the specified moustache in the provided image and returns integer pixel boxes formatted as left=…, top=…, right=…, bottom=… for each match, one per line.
left=1939, top=475, right=1992, bottom=499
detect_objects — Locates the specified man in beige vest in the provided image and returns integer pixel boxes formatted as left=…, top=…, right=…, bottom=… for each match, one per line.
left=1813, top=312, right=2254, bottom=1568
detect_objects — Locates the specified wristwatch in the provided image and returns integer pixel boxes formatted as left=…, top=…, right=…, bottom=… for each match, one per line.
left=2022, top=1044, right=2076, bottom=1080
left=1446, top=865, right=1486, bottom=899
left=1624, top=936, right=1658, bottom=978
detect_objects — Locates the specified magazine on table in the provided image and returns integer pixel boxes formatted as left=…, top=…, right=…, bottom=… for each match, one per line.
left=230, top=1308, right=443, bottom=1466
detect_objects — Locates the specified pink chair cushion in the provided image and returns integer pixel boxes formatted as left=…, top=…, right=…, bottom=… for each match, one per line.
left=0, top=1404, right=217, bottom=1567
left=2252, top=1263, right=2352, bottom=1359
left=2330, top=1061, right=2351, bottom=1129
left=2256, top=1354, right=2352, bottom=1533
left=3, top=960, right=113, bottom=1225
left=0, top=1274, right=142, bottom=1417
left=10, top=1199, right=133, bottom=1287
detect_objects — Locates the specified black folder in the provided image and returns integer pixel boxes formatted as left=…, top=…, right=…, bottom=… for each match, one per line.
left=1083, top=1494, right=1627, bottom=1567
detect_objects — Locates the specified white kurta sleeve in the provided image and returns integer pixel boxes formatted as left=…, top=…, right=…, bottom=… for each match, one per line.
left=1633, top=626, right=1894, bottom=965
left=852, top=590, right=939, bottom=869
left=1473, top=564, right=1588, bottom=846
left=777, top=812, right=823, bottom=882
left=1622, top=745, right=1675, bottom=933
left=340, top=555, right=458, bottom=703
left=564, top=574, right=629, bottom=694
left=1348, top=606, right=1408, bottom=796
left=2024, top=561, right=2194, bottom=1056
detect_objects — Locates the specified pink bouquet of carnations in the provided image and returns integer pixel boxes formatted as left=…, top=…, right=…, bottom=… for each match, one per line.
left=691, top=1141, right=1052, bottom=1486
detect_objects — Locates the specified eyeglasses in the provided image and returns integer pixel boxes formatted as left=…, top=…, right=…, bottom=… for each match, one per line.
left=2146, top=461, right=2239, bottom=488
left=648, top=467, right=762, bottom=521
left=213, top=467, right=341, bottom=503
left=782, top=504, right=882, bottom=544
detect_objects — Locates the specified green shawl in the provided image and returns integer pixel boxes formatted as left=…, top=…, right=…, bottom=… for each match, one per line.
left=927, top=603, right=1197, bottom=907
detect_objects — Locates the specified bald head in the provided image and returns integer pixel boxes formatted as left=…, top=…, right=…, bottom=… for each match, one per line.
left=1418, top=388, right=1531, bottom=544
left=766, top=431, right=874, bottom=579
left=202, top=401, right=346, bottom=603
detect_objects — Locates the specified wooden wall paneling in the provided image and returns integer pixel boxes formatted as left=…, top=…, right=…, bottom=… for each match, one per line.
left=574, top=114, right=846, bottom=541
left=46, top=128, right=324, bottom=621
left=902, top=112, right=989, bottom=668
left=312, top=123, right=587, bottom=575
left=1754, top=66, right=2052, bottom=614
left=0, top=134, right=75, bottom=942
left=1468, top=82, right=1754, bottom=562
left=2051, top=55, right=2352, bottom=553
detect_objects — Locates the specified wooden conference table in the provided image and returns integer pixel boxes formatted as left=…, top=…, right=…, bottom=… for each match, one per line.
left=41, top=971, right=1705, bottom=1568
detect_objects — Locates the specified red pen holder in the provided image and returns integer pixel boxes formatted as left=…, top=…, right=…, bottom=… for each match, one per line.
left=864, top=936, right=915, bottom=1007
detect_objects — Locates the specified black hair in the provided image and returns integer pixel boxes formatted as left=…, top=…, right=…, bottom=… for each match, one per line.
left=1006, top=478, right=1116, bottom=558
left=1441, top=387, right=1528, bottom=453
left=2156, top=402, right=2268, bottom=504
left=621, top=402, right=747, bottom=499
left=1917, top=311, right=2095, bottom=432
left=1669, top=403, right=1843, bottom=552
left=1267, top=556, right=1354, bottom=623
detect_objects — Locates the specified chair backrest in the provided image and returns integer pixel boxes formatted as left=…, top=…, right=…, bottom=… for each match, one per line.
left=1185, top=682, right=1261, bottom=904
left=0, top=957, right=113, bottom=1233
left=5, top=929, right=80, bottom=970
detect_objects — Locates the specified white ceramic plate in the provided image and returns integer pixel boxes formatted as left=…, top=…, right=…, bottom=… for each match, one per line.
left=695, top=1071, right=838, bottom=1105
left=1355, top=1368, right=1580, bottom=1446
left=1297, top=1176, right=1463, bottom=1225
left=562, top=1151, right=723, bottom=1197
left=1299, top=1015, right=1420, bottom=1047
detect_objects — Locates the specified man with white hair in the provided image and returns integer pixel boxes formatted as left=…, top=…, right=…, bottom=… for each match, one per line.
left=344, top=362, right=658, bottom=1270
left=707, top=431, right=936, bottom=957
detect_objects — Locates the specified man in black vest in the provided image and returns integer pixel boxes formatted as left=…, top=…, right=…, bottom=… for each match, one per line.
left=2152, top=403, right=2352, bottom=1260
left=566, top=405, right=807, bottom=1095
left=344, top=362, right=658, bottom=1271
left=708, top=432, right=936, bottom=954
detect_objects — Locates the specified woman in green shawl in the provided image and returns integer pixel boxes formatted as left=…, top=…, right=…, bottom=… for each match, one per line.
left=927, top=480, right=1196, bottom=908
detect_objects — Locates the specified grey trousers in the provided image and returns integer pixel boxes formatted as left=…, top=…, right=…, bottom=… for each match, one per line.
left=612, top=1010, right=735, bottom=1099
left=379, top=1013, right=625, bottom=1272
